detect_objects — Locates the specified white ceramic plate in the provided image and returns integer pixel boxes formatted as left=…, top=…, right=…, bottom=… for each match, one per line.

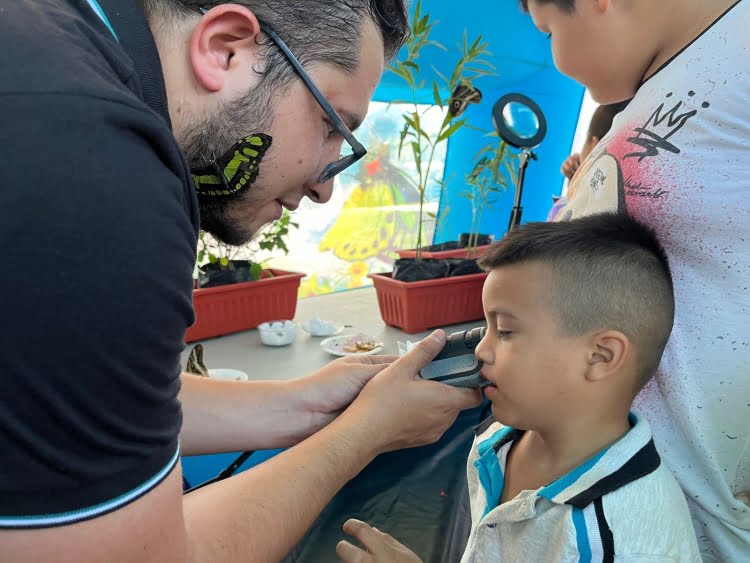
left=320, top=335, right=384, bottom=357
left=208, top=368, right=249, bottom=381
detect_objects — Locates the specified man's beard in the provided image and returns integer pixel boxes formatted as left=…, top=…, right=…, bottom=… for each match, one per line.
left=180, top=86, right=274, bottom=246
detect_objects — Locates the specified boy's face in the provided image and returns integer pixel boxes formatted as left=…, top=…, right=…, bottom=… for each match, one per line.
left=475, top=262, right=590, bottom=429
left=526, top=0, right=655, bottom=104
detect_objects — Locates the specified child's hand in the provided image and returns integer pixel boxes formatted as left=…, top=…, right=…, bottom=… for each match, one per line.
left=336, top=519, right=423, bottom=563
left=561, top=153, right=582, bottom=179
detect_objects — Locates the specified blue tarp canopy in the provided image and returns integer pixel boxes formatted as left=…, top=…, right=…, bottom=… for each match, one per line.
left=373, top=1, right=585, bottom=242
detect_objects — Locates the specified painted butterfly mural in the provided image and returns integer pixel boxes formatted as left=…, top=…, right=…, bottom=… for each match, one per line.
left=260, top=102, right=449, bottom=298
left=191, top=134, right=273, bottom=198
left=318, top=147, right=423, bottom=264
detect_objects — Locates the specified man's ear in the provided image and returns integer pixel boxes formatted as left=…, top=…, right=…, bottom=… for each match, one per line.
left=585, top=329, right=629, bottom=382
left=189, top=5, right=263, bottom=93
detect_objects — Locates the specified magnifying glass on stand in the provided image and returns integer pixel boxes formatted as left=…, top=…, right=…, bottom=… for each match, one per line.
left=492, top=93, right=547, bottom=230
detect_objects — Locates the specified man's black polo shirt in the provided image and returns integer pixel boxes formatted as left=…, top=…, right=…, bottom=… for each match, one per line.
left=0, top=0, right=198, bottom=526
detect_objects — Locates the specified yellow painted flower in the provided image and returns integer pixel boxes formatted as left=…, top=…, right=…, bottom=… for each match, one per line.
left=347, top=261, right=369, bottom=279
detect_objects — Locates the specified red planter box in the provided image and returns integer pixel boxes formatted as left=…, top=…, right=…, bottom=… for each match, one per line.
left=185, top=269, right=305, bottom=342
left=369, top=271, right=488, bottom=333
left=396, top=244, right=491, bottom=260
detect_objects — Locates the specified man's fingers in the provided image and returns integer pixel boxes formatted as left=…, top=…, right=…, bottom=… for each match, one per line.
left=336, top=540, right=372, bottom=563
left=394, top=330, right=446, bottom=373
left=361, top=354, right=398, bottom=365
left=454, top=387, right=483, bottom=410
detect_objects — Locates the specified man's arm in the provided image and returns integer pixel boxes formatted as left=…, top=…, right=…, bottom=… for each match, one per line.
left=179, top=354, right=397, bottom=454
left=1, top=331, right=481, bottom=563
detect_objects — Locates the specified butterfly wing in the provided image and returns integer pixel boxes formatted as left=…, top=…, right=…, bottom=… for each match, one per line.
left=448, top=84, right=483, bottom=117
left=193, top=134, right=273, bottom=197
left=319, top=181, right=420, bottom=261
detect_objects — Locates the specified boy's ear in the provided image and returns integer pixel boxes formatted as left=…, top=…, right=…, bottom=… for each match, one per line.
left=585, top=329, right=629, bottom=382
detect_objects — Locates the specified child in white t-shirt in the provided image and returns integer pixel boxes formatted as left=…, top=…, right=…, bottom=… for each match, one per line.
left=524, top=1, right=750, bottom=560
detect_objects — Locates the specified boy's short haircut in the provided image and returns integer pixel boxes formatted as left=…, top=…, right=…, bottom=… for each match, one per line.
left=519, top=0, right=576, bottom=14
left=478, top=213, right=675, bottom=390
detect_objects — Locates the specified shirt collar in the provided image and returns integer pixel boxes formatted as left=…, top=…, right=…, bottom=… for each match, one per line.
left=96, top=0, right=172, bottom=128
left=475, top=412, right=661, bottom=509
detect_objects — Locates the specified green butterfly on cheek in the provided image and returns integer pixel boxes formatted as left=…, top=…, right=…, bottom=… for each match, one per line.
left=191, top=133, right=273, bottom=198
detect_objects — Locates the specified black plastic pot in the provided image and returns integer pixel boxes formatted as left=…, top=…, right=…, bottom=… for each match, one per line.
left=458, top=233, right=494, bottom=247
left=392, top=257, right=483, bottom=282
left=199, top=260, right=256, bottom=288
left=392, top=259, right=449, bottom=282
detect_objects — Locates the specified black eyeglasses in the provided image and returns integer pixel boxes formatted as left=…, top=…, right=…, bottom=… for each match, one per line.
left=199, top=7, right=367, bottom=183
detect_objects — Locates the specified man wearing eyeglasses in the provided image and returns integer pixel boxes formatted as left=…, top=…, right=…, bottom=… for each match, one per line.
left=0, top=1, right=481, bottom=561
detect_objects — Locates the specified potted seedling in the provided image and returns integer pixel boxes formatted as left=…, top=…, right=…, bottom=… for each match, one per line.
left=186, top=211, right=305, bottom=342
left=368, top=4, right=513, bottom=332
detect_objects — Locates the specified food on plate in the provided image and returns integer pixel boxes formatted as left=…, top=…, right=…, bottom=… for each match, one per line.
left=342, top=337, right=383, bottom=353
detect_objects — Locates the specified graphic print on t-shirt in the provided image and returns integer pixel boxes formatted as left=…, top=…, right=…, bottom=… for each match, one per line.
left=561, top=90, right=711, bottom=223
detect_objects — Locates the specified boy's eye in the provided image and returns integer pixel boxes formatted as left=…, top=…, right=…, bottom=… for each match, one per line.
left=496, top=329, right=513, bottom=340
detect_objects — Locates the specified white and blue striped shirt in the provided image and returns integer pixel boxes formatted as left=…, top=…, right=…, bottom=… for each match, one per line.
left=461, top=413, right=701, bottom=562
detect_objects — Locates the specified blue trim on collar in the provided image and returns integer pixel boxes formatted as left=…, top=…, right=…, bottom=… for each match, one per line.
left=85, top=0, right=119, bottom=41
left=572, top=507, right=593, bottom=563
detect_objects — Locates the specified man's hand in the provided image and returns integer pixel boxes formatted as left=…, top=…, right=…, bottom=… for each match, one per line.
left=336, top=519, right=422, bottom=563
left=291, top=354, right=398, bottom=429
left=561, top=153, right=581, bottom=179
left=341, top=329, right=482, bottom=455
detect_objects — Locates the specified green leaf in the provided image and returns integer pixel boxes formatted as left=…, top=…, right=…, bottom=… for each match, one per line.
left=431, top=66, right=449, bottom=84
left=250, top=262, right=263, bottom=281
left=219, top=256, right=229, bottom=267
left=398, top=122, right=409, bottom=157
left=437, top=118, right=466, bottom=143
left=411, top=141, right=422, bottom=171
left=432, top=81, right=443, bottom=108
left=470, top=34, right=482, bottom=54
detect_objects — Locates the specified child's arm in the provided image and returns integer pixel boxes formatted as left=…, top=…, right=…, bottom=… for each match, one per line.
left=336, top=519, right=423, bottom=563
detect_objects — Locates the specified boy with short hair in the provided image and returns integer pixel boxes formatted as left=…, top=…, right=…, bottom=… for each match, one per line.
left=337, top=213, right=701, bottom=562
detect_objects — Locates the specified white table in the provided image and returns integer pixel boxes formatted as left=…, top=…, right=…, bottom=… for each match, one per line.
left=182, top=286, right=483, bottom=380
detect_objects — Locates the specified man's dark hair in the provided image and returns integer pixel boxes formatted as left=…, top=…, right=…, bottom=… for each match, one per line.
left=519, top=0, right=576, bottom=14
left=478, top=213, right=675, bottom=390
left=587, top=100, right=631, bottom=142
left=144, top=0, right=409, bottom=90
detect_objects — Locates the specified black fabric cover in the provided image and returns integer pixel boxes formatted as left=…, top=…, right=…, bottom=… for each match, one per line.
left=283, top=402, right=491, bottom=562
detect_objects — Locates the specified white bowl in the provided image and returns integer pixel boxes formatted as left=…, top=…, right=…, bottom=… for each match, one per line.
left=301, top=316, right=344, bottom=337
left=258, top=320, right=297, bottom=346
